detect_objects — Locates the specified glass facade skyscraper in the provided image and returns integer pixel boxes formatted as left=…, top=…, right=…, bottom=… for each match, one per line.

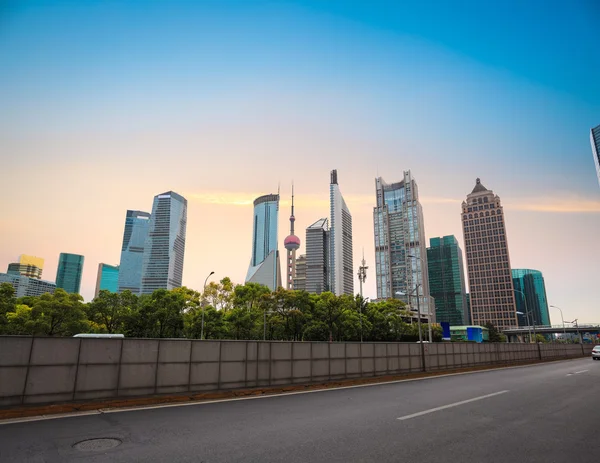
left=591, top=124, right=600, bottom=187
left=141, top=191, right=188, bottom=294
left=55, top=253, right=85, bottom=294
left=95, top=263, right=119, bottom=297
left=245, top=193, right=281, bottom=290
left=427, top=236, right=468, bottom=325
left=306, top=218, right=329, bottom=294
left=118, top=210, right=151, bottom=294
left=512, top=269, right=550, bottom=327
left=373, top=171, right=434, bottom=320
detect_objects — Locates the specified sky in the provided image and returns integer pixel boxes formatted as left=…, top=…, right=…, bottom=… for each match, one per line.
left=1, top=0, right=599, bottom=323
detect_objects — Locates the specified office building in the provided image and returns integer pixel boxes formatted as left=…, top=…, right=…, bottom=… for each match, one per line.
left=512, top=269, right=550, bottom=327
left=373, top=171, right=434, bottom=320
left=283, top=187, right=300, bottom=290
left=7, top=255, right=44, bottom=279
left=245, top=193, right=281, bottom=291
left=293, top=254, right=307, bottom=291
left=461, top=178, right=518, bottom=330
left=591, top=124, right=600, bottom=187
left=329, top=170, right=354, bottom=296
left=141, top=191, right=187, bottom=294
left=306, top=218, right=329, bottom=294
left=95, top=263, right=119, bottom=297
left=118, top=210, right=151, bottom=294
left=0, top=273, right=56, bottom=297
left=55, top=253, right=85, bottom=294
left=427, top=236, right=468, bottom=325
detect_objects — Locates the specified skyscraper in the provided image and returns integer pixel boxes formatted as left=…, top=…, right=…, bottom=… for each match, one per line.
left=329, top=170, right=354, bottom=296
left=306, top=218, right=329, bottom=294
left=141, top=191, right=187, bottom=295
left=293, top=254, right=307, bottom=291
left=118, top=210, right=151, bottom=294
left=245, top=193, right=281, bottom=291
left=95, top=263, right=119, bottom=297
left=6, top=255, right=44, bottom=279
left=56, top=253, right=85, bottom=294
left=461, top=178, right=518, bottom=330
left=283, top=186, right=300, bottom=290
left=373, top=172, right=434, bottom=320
left=591, top=124, right=600, bottom=187
left=512, top=269, right=550, bottom=327
left=427, top=236, right=468, bottom=325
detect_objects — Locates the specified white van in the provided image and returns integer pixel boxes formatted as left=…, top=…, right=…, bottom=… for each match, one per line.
left=73, top=333, right=125, bottom=338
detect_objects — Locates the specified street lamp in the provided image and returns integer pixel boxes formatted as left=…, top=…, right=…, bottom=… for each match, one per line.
left=550, top=305, right=567, bottom=338
left=408, top=254, right=433, bottom=343
left=397, top=286, right=426, bottom=372
left=201, top=271, right=215, bottom=340
left=514, top=289, right=537, bottom=344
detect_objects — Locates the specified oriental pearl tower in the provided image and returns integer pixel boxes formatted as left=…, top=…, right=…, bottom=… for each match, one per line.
left=283, top=184, right=300, bottom=290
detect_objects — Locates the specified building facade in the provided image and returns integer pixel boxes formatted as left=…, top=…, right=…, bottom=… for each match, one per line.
left=306, top=218, right=329, bottom=294
left=95, top=263, right=119, bottom=297
left=141, top=191, right=187, bottom=295
left=293, top=254, right=307, bottom=291
left=245, top=193, right=281, bottom=291
left=512, top=269, right=550, bottom=327
left=118, top=210, right=151, bottom=294
left=427, top=236, right=468, bottom=325
left=7, top=263, right=42, bottom=280
left=55, top=253, right=85, bottom=294
left=329, top=170, right=354, bottom=296
left=591, top=124, right=600, bottom=187
left=373, top=172, right=434, bottom=320
left=461, top=178, right=518, bottom=330
left=0, top=273, right=56, bottom=297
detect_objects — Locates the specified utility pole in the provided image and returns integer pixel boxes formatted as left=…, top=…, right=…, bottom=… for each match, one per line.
left=357, top=251, right=368, bottom=343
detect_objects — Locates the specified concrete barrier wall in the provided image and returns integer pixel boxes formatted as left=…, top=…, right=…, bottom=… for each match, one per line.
left=0, top=337, right=593, bottom=407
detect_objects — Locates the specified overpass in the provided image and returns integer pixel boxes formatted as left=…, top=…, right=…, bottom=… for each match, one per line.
left=503, top=323, right=600, bottom=342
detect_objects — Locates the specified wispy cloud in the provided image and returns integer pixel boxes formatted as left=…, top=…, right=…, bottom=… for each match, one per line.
left=188, top=191, right=600, bottom=214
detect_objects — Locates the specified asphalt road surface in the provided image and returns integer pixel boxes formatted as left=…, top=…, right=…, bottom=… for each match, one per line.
left=1, top=358, right=599, bottom=462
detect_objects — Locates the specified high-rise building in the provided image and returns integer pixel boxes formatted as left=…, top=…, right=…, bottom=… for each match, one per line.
left=141, top=191, right=187, bottom=295
left=6, top=255, right=44, bottom=280
left=461, top=178, right=517, bottom=330
left=293, top=254, right=307, bottom=291
left=245, top=193, right=281, bottom=291
left=95, top=263, right=119, bottom=297
left=329, top=170, right=354, bottom=296
left=373, top=172, right=434, bottom=320
left=0, top=273, right=56, bottom=297
left=512, top=269, right=550, bottom=327
left=427, top=236, right=468, bottom=325
left=118, top=210, right=151, bottom=294
left=306, top=218, right=329, bottom=294
left=283, top=186, right=300, bottom=290
left=591, top=124, right=600, bottom=187
left=55, top=253, right=85, bottom=294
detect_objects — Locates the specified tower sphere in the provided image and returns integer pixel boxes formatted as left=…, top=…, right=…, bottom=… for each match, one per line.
left=284, top=234, right=301, bottom=251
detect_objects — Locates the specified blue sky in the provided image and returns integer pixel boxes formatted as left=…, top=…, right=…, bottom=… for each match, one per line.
left=1, top=1, right=599, bottom=320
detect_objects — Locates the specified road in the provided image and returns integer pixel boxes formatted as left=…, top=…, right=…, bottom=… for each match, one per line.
left=1, top=358, right=599, bottom=462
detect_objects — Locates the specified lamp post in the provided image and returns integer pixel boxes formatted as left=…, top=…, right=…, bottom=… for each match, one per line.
left=408, top=254, right=432, bottom=343
left=201, top=271, right=215, bottom=340
left=514, top=289, right=537, bottom=343
left=397, top=286, right=426, bottom=372
left=550, top=305, right=567, bottom=338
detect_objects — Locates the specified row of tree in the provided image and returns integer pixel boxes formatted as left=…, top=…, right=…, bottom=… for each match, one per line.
left=0, top=279, right=446, bottom=342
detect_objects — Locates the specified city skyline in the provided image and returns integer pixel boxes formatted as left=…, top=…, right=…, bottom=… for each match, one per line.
left=1, top=1, right=598, bottom=323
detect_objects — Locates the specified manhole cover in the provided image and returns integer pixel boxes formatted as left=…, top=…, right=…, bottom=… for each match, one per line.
left=73, top=438, right=122, bottom=452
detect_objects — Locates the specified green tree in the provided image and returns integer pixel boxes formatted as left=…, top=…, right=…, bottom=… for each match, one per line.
left=484, top=322, right=507, bottom=343
left=0, top=283, right=17, bottom=334
left=204, top=277, right=235, bottom=312
left=30, top=289, right=88, bottom=336
left=6, top=304, right=35, bottom=335
left=86, top=290, right=133, bottom=334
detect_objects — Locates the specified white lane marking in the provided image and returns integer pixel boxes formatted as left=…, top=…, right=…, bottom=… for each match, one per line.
left=0, top=357, right=586, bottom=425
left=574, top=370, right=589, bottom=374
left=397, top=390, right=510, bottom=421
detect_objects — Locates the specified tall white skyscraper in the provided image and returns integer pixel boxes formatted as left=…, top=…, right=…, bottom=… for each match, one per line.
left=373, top=171, right=434, bottom=321
left=329, top=170, right=354, bottom=296
left=591, top=124, right=600, bottom=188
left=141, top=191, right=187, bottom=295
